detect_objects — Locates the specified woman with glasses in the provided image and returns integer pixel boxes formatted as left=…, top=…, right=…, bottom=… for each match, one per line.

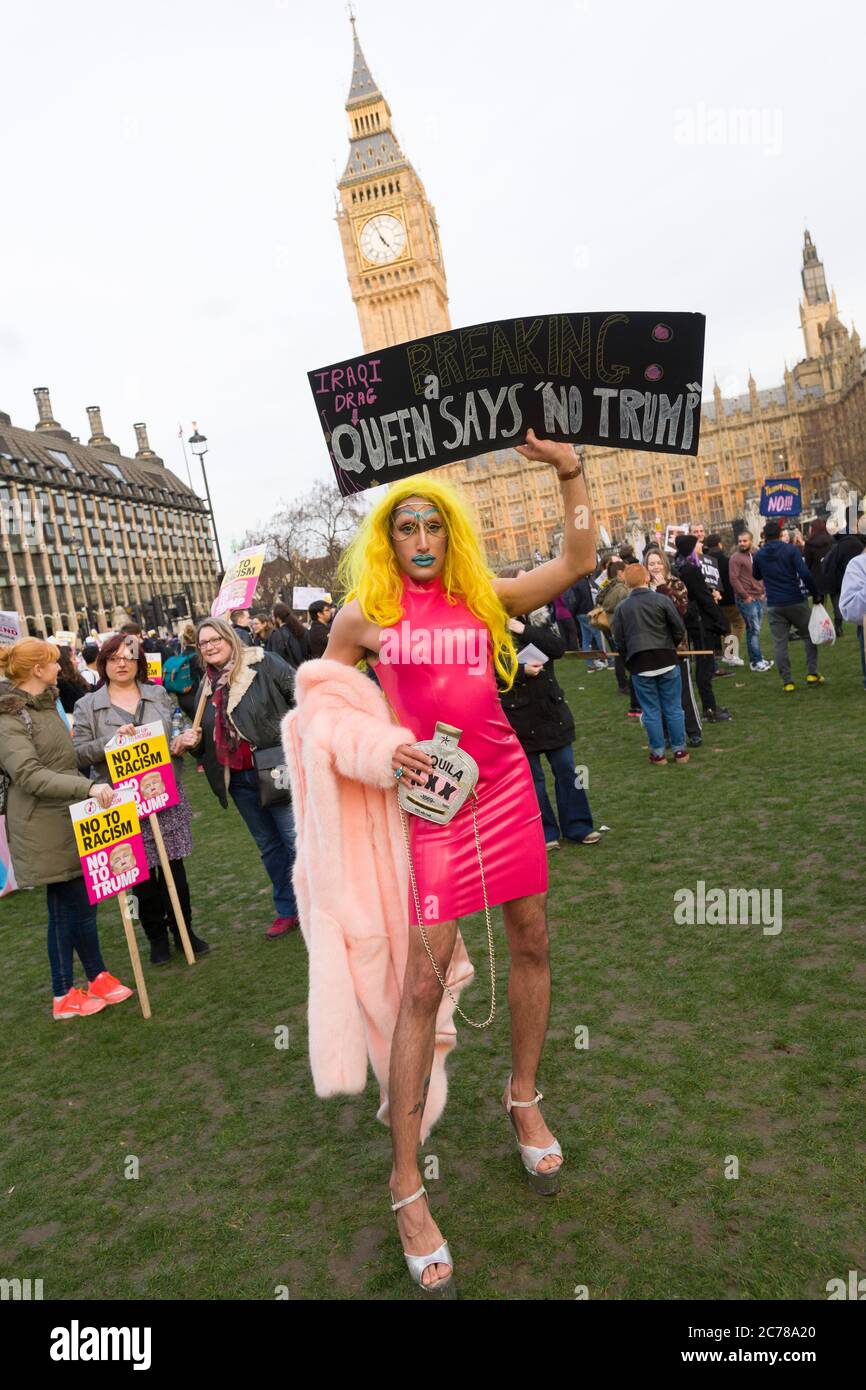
left=176, top=616, right=298, bottom=939
left=74, top=632, right=209, bottom=965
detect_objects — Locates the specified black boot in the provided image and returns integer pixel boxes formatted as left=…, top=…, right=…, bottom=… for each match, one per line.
left=171, top=923, right=210, bottom=957
left=142, top=925, right=171, bottom=966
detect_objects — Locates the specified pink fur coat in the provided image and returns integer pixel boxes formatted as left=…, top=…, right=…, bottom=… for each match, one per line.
left=281, top=659, right=474, bottom=1141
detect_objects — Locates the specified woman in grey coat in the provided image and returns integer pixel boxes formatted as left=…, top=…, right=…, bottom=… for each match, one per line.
left=74, top=632, right=208, bottom=965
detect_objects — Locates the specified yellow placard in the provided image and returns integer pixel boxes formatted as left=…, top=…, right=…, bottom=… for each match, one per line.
left=72, top=801, right=142, bottom=857
left=222, top=548, right=265, bottom=586
left=105, top=727, right=171, bottom=784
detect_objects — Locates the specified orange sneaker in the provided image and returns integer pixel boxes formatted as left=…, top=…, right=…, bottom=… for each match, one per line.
left=53, top=987, right=107, bottom=1020
left=87, top=971, right=134, bottom=1005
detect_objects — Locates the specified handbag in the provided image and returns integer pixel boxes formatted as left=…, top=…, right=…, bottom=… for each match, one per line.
left=587, top=604, right=611, bottom=631
left=253, top=745, right=292, bottom=808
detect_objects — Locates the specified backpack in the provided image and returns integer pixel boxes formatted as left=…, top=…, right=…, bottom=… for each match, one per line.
left=164, top=651, right=194, bottom=694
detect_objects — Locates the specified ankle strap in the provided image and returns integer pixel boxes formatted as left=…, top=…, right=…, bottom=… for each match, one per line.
left=390, top=1184, right=427, bottom=1213
left=509, top=1087, right=543, bottom=1108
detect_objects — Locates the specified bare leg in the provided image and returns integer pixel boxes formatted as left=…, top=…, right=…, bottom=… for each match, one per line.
left=501, top=892, right=561, bottom=1172
left=389, top=915, right=458, bottom=1287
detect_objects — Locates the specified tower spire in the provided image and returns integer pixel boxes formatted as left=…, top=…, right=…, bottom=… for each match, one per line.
left=339, top=16, right=405, bottom=187
left=346, top=13, right=382, bottom=109
left=799, top=227, right=838, bottom=361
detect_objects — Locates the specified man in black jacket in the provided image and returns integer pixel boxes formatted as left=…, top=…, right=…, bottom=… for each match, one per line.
left=612, top=564, right=690, bottom=764
left=704, top=534, right=745, bottom=665
left=498, top=604, right=606, bottom=848
left=821, top=520, right=866, bottom=636
left=569, top=575, right=608, bottom=671
left=307, top=600, right=335, bottom=659
left=673, top=535, right=732, bottom=723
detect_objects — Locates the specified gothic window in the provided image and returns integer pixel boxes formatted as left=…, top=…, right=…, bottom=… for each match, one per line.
left=704, top=464, right=720, bottom=487
left=670, top=469, right=686, bottom=494
left=636, top=476, right=652, bottom=500
left=737, top=456, right=753, bottom=481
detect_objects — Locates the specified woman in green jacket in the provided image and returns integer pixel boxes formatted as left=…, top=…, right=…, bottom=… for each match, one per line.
left=0, top=638, right=134, bottom=1020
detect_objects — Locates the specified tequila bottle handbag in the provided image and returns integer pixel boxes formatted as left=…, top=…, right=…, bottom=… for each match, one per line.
left=386, top=711, right=496, bottom=1030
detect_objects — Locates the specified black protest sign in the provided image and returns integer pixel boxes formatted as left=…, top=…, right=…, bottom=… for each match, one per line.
left=309, top=311, right=706, bottom=496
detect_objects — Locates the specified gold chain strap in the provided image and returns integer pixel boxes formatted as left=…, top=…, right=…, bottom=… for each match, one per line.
left=397, top=789, right=496, bottom=1030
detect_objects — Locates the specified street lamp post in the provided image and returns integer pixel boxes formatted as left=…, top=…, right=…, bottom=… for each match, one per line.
left=188, top=423, right=224, bottom=575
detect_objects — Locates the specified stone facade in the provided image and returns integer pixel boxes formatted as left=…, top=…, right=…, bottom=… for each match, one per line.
left=0, top=391, right=220, bottom=636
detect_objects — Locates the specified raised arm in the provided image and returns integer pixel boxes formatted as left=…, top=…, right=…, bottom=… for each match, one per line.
left=322, top=599, right=369, bottom=667
left=492, top=430, right=597, bottom=617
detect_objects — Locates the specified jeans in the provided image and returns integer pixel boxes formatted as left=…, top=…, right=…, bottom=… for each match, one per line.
left=767, top=603, right=818, bottom=683
left=632, top=668, right=686, bottom=756
left=229, top=769, right=298, bottom=918
left=736, top=598, right=766, bottom=665
left=527, top=744, right=594, bottom=843
left=46, top=876, right=107, bottom=996
left=577, top=615, right=606, bottom=669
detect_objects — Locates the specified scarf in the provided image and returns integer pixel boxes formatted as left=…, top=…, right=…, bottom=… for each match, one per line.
left=207, top=663, right=253, bottom=770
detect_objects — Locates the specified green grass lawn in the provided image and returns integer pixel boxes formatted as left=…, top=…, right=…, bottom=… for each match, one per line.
left=1, top=630, right=864, bottom=1301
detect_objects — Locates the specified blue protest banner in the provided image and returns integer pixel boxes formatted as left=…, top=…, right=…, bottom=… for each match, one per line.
left=760, top=477, right=802, bottom=517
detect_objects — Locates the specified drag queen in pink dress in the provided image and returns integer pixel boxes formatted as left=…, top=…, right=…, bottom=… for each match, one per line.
left=325, top=430, right=596, bottom=1296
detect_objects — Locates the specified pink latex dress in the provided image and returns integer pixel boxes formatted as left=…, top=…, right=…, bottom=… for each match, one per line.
left=372, top=573, right=547, bottom=926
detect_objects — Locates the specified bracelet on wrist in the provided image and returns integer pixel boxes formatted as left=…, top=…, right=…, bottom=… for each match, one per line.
left=556, top=465, right=582, bottom=482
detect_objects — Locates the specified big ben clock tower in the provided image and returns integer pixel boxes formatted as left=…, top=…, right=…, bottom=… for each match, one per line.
left=337, top=18, right=451, bottom=352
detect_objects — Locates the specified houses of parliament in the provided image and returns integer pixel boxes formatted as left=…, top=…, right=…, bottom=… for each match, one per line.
left=336, top=22, right=866, bottom=560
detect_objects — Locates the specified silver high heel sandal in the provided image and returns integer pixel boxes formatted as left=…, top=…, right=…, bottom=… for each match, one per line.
left=390, top=1185, right=457, bottom=1299
left=503, top=1073, right=564, bottom=1196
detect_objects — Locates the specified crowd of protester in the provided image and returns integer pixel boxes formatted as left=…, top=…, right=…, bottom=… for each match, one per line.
left=0, top=596, right=336, bottom=1019
left=2, top=510, right=865, bottom=1019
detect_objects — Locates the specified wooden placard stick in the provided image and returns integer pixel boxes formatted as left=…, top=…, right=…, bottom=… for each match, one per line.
left=118, top=892, right=152, bottom=1019
left=191, top=680, right=210, bottom=733
left=564, top=648, right=715, bottom=658
left=149, top=814, right=195, bottom=965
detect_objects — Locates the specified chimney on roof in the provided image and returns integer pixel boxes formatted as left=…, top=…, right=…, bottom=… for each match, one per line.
left=87, top=406, right=110, bottom=446
left=0, top=411, right=11, bottom=427
left=133, top=422, right=163, bottom=465
left=34, top=387, right=60, bottom=432
left=86, top=405, right=121, bottom=455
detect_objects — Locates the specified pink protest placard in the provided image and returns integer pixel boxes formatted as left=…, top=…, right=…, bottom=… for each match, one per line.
left=104, top=721, right=180, bottom=818
left=70, top=789, right=150, bottom=906
left=211, top=546, right=266, bottom=619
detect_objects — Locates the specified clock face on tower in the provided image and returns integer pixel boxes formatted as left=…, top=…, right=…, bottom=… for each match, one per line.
left=359, top=213, right=407, bottom=266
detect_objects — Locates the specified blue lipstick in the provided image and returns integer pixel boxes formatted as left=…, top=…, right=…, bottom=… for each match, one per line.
left=412, top=556, right=435, bottom=567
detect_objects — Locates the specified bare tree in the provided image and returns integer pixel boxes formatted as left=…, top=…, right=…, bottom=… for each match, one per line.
left=241, top=481, right=369, bottom=608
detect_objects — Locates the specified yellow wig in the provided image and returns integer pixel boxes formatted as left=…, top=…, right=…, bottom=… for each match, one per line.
left=336, top=474, right=519, bottom=689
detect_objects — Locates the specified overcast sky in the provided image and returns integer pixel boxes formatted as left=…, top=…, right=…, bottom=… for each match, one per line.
left=3, top=0, right=864, bottom=554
